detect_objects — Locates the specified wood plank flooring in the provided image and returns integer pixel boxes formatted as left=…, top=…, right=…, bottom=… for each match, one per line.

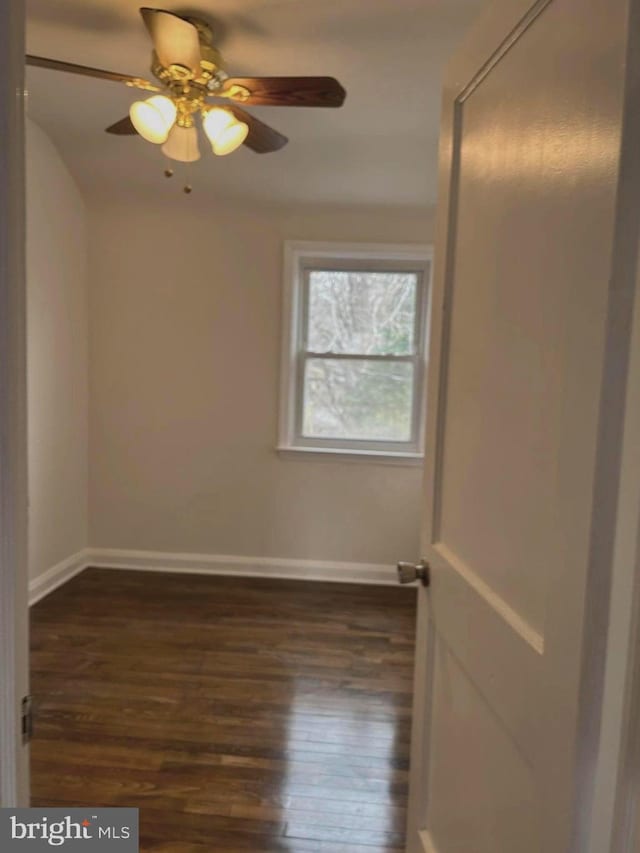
left=30, top=568, right=416, bottom=852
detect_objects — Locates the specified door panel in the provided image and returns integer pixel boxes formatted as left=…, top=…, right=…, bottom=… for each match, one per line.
left=438, top=0, right=614, bottom=638
left=428, top=642, right=538, bottom=853
left=407, top=0, right=640, bottom=850
left=430, top=549, right=542, bottom=754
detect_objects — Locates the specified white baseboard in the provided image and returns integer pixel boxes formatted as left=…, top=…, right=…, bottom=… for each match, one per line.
left=87, top=547, right=402, bottom=587
left=28, top=547, right=405, bottom=605
left=28, top=549, right=91, bottom=606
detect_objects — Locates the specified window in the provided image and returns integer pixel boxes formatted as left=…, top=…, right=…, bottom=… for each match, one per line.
left=278, top=242, right=432, bottom=461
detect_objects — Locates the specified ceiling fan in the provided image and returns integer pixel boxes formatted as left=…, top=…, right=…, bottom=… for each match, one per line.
left=26, top=7, right=346, bottom=190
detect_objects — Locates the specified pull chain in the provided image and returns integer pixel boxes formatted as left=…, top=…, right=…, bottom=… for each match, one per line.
left=160, top=154, right=192, bottom=193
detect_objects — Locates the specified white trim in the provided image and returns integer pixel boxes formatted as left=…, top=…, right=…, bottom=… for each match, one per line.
left=282, top=241, right=435, bottom=263
left=28, top=549, right=92, bottom=606
left=597, top=160, right=640, bottom=853
left=276, top=445, right=423, bottom=466
left=278, top=240, right=433, bottom=458
left=86, top=548, right=406, bottom=587
left=25, top=547, right=413, bottom=607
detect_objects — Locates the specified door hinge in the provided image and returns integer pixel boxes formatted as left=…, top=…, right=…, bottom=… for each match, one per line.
left=21, top=695, right=33, bottom=744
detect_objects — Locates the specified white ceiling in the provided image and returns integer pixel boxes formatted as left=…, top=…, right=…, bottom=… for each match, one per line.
left=26, top=0, right=484, bottom=207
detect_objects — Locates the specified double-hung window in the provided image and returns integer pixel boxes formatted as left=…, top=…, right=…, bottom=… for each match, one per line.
left=279, top=242, right=432, bottom=460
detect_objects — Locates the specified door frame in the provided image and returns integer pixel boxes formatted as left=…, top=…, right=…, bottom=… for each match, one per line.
left=0, top=0, right=29, bottom=808
left=2, top=0, right=640, bottom=840
left=604, top=263, right=640, bottom=851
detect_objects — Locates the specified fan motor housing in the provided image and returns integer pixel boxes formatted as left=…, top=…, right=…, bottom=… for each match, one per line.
left=150, top=15, right=226, bottom=91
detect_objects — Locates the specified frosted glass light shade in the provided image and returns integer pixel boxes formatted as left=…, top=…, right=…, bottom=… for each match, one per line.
left=203, top=108, right=234, bottom=140
left=203, top=108, right=249, bottom=156
left=161, top=124, right=201, bottom=162
left=129, top=95, right=176, bottom=144
left=213, top=121, right=248, bottom=156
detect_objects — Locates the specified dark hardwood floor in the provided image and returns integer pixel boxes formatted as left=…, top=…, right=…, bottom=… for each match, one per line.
left=30, top=568, right=416, bottom=852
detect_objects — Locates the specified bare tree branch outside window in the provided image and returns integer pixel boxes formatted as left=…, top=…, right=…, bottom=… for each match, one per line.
left=302, top=271, right=418, bottom=441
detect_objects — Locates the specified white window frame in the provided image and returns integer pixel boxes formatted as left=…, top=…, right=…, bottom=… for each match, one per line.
left=278, top=241, right=433, bottom=463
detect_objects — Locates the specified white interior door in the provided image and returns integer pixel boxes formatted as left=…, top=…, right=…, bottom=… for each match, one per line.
left=0, top=0, right=30, bottom=808
left=407, top=0, right=640, bottom=850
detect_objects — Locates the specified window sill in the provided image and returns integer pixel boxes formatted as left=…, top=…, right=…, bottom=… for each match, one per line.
left=276, top=445, right=424, bottom=467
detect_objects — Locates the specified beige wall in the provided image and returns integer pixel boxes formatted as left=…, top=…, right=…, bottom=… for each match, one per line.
left=89, top=199, right=433, bottom=566
left=25, top=115, right=431, bottom=576
left=26, top=118, right=88, bottom=580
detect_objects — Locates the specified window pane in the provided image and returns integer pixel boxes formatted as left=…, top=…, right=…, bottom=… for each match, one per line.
left=302, top=358, right=414, bottom=442
left=307, top=270, right=418, bottom=355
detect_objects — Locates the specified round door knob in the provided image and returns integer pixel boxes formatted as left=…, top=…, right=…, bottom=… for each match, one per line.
left=397, top=560, right=430, bottom=586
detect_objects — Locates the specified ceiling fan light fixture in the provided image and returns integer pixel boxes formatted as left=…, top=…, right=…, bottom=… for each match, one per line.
left=213, top=120, right=249, bottom=156
left=162, top=123, right=201, bottom=162
left=129, top=94, right=176, bottom=144
left=202, top=107, right=234, bottom=139
left=203, top=107, right=249, bottom=156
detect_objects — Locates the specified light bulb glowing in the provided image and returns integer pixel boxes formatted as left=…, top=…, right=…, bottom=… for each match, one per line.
left=149, top=95, right=178, bottom=127
left=203, top=108, right=249, bottom=156
left=129, top=95, right=176, bottom=144
left=161, top=124, right=201, bottom=162
left=213, top=121, right=248, bottom=156
left=203, top=108, right=234, bottom=140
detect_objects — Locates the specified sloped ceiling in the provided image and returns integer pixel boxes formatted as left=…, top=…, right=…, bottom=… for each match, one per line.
left=26, top=0, right=484, bottom=206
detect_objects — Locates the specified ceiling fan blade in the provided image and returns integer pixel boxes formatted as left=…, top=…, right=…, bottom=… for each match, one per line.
left=140, top=8, right=201, bottom=75
left=26, top=55, right=160, bottom=92
left=105, top=116, right=138, bottom=135
left=225, top=105, right=288, bottom=153
left=220, top=76, right=346, bottom=107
